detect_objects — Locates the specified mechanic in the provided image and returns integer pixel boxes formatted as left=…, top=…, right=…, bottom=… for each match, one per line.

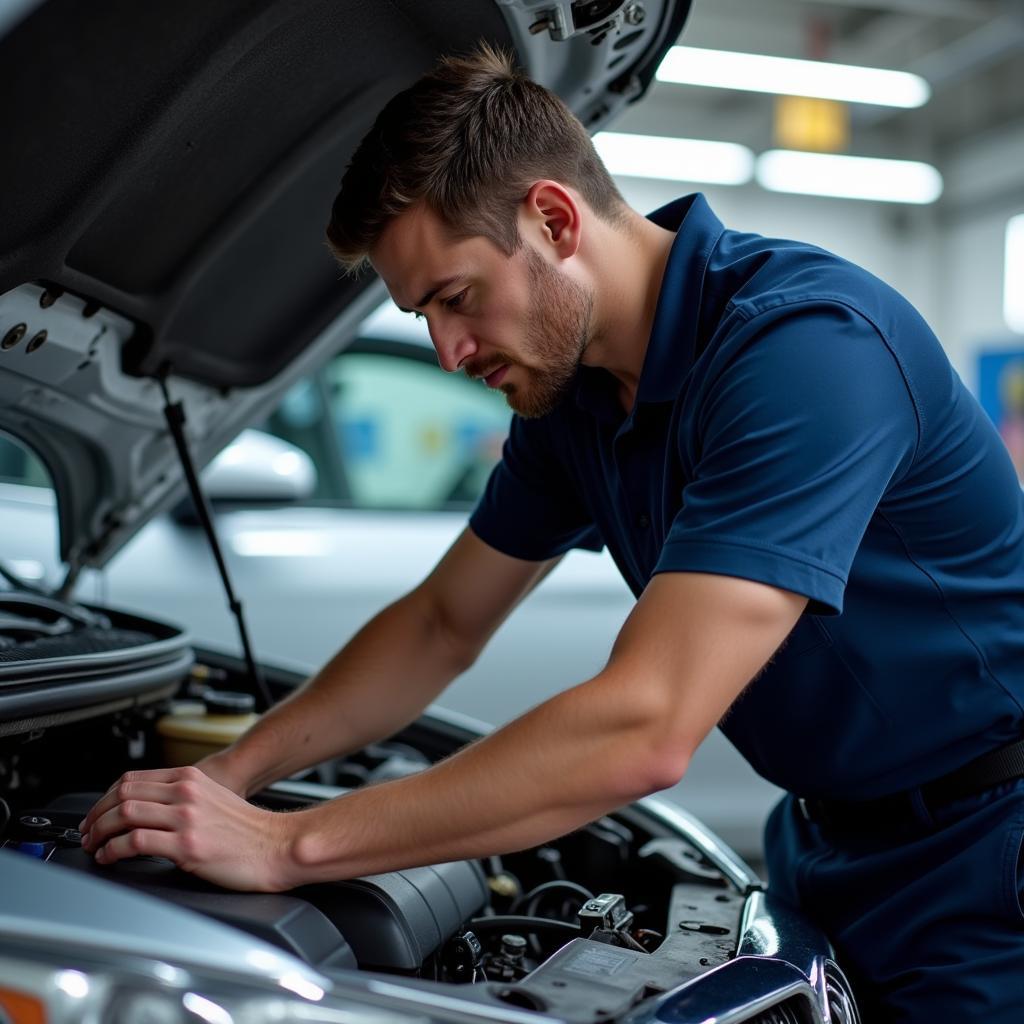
left=80, top=46, right=1024, bottom=1021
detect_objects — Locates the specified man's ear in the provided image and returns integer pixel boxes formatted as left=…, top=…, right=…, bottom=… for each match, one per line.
left=521, top=181, right=582, bottom=260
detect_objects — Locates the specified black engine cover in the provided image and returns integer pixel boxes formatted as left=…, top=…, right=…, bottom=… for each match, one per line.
left=18, top=793, right=488, bottom=973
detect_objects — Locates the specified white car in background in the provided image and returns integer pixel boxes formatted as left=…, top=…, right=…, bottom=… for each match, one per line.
left=1, top=297, right=782, bottom=859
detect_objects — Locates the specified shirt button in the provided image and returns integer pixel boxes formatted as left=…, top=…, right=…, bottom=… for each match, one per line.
left=637, top=512, right=651, bottom=529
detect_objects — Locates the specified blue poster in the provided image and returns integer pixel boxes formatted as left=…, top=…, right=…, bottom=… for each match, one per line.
left=978, top=350, right=1024, bottom=484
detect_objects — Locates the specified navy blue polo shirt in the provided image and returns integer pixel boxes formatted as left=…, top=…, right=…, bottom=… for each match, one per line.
left=469, top=193, right=1024, bottom=801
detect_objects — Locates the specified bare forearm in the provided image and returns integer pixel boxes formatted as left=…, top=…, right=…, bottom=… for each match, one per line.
left=271, top=574, right=804, bottom=886
left=83, top=572, right=805, bottom=894
left=211, top=589, right=474, bottom=796
left=281, top=669, right=675, bottom=882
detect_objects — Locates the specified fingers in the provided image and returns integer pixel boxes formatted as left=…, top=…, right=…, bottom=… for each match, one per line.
left=79, top=780, right=283, bottom=891
left=82, top=799, right=184, bottom=855
left=79, top=766, right=207, bottom=833
left=93, top=828, right=184, bottom=866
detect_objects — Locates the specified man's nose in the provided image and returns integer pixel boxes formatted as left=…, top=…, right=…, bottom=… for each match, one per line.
left=430, top=321, right=478, bottom=373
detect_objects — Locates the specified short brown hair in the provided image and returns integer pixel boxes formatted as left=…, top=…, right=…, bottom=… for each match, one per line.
left=326, top=43, right=625, bottom=273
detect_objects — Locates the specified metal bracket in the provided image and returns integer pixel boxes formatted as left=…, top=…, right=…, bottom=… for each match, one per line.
left=504, top=0, right=630, bottom=42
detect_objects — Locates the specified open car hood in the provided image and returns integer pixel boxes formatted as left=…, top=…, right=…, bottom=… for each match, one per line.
left=0, top=0, right=690, bottom=576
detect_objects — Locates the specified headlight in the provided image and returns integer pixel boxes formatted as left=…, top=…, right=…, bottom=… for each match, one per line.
left=0, top=943, right=424, bottom=1024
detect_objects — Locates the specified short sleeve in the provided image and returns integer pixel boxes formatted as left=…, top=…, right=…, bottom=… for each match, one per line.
left=469, top=412, right=603, bottom=560
left=654, top=302, right=919, bottom=614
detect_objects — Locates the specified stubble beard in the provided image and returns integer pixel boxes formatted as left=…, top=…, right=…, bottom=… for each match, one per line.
left=500, top=246, right=593, bottom=420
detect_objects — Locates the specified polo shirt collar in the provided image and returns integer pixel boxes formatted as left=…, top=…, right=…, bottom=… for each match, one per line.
left=573, top=192, right=725, bottom=419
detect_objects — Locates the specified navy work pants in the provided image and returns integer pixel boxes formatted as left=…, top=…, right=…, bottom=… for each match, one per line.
left=765, top=779, right=1024, bottom=1022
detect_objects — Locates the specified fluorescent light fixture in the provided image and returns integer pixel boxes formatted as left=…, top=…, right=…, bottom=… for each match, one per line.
left=594, top=131, right=754, bottom=186
left=1006, top=214, right=1024, bottom=334
left=657, top=46, right=931, bottom=109
left=756, top=150, right=943, bottom=204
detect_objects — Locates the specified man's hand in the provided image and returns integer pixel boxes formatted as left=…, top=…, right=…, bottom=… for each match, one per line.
left=78, top=765, right=294, bottom=892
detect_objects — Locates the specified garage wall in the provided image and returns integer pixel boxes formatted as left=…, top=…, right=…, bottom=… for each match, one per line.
left=615, top=176, right=941, bottom=351
left=935, top=120, right=1024, bottom=387
left=614, top=127, right=1024, bottom=394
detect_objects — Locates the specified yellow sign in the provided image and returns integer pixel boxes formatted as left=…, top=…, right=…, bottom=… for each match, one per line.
left=774, top=95, right=849, bottom=153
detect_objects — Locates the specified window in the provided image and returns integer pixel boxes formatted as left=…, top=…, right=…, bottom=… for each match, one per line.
left=322, top=348, right=510, bottom=510
left=265, top=342, right=511, bottom=511
left=0, top=431, right=51, bottom=487
left=0, top=432, right=60, bottom=587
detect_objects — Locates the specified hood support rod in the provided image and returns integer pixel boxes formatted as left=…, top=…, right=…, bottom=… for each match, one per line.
left=158, top=369, right=272, bottom=712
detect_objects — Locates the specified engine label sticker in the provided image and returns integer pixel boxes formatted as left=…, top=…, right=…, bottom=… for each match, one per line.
left=563, top=947, right=635, bottom=977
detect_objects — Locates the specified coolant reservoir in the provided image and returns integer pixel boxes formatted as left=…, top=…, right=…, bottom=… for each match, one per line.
left=157, top=689, right=258, bottom=766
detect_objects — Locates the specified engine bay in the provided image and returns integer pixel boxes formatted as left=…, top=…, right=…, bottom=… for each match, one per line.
left=0, top=652, right=753, bottom=1023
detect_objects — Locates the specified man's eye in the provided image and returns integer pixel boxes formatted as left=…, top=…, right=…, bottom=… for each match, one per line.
left=443, top=289, right=467, bottom=311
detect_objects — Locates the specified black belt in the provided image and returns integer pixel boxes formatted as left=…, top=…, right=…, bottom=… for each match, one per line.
left=797, top=736, right=1024, bottom=831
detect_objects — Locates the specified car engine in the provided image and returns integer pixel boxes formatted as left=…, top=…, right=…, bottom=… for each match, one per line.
left=0, top=595, right=858, bottom=1024
left=0, top=644, right=768, bottom=1021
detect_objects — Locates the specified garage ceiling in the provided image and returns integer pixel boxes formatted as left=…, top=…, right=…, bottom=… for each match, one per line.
left=615, top=0, right=1024, bottom=164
